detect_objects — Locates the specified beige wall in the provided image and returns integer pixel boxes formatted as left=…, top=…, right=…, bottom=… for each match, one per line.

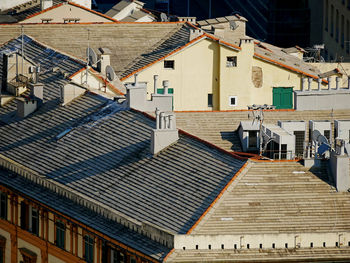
left=0, top=228, right=11, bottom=263
left=22, top=4, right=112, bottom=23
left=311, top=62, right=350, bottom=87
left=18, top=238, right=42, bottom=263
left=122, top=38, right=323, bottom=111
left=124, top=39, right=221, bottom=111
left=48, top=253, right=66, bottom=263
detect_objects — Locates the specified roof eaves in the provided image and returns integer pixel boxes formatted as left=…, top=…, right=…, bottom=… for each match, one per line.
left=120, top=33, right=206, bottom=81
left=254, top=53, right=328, bottom=83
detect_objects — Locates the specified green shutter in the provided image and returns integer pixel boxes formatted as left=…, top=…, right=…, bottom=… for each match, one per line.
left=273, top=87, right=293, bottom=109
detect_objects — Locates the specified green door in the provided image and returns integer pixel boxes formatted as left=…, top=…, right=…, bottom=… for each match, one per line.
left=273, top=87, right=293, bottom=109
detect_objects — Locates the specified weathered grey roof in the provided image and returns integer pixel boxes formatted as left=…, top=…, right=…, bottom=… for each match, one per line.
left=192, top=161, right=350, bottom=235
left=176, top=110, right=350, bottom=152
left=120, top=10, right=151, bottom=22
left=167, top=247, right=350, bottom=262
left=0, top=37, right=245, bottom=235
left=239, top=121, right=259, bottom=131
left=0, top=23, right=190, bottom=79
left=254, top=42, right=321, bottom=78
left=197, top=15, right=247, bottom=27
left=0, top=169, right=170, bottom=261
left=105, top=0, right=132, bottom=17
left=0, top=0, right=63, bottom=23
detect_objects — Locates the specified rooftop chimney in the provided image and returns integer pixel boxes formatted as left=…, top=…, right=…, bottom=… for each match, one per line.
left=17, top=98, right=37, bottom=118
left=189, top=28, right=203, bottom=42
left=97, top=48, right=111, bottom=76
left=151, top=108, right=179, bottom=155
left=41, top=0, right=53, bottom=10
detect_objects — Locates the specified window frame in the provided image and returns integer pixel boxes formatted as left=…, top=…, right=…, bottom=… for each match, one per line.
left=229, top=96, right=237, bottom=106
left=226, top=56, right=237, bottom=67
left=208, top=93, right=213, bottom=107
left=55, top=219, right=66, bottom=250
left=0, top=192, right=7, bottom=220
left=163, top=60, right=175, bottom=69
left=84, top=234, right=94, bottom=263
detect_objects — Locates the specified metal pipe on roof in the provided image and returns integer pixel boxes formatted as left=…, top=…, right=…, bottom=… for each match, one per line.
left=317, top=78, right=322, bottom=91
left=336, top=77, right=340, bottom=90
left=301, top=78, right=306, bottom=91
left=154, top=75, right=158, bottom=94
left=327, top=77, right=331, bottom=90
left=163, top=80, right=169, bottom=95
left=134, top=73, right=138, bottom=86
left=308, top=78, right=312, bottom=91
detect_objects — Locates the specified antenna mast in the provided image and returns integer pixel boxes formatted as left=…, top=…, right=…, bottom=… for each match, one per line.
left=86, top=29, right=90, bottom=86
left=21, top=25, right=24, bottom=76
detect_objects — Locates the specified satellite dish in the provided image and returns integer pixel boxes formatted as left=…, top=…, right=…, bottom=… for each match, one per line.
left=160, top=13, right=168, bottom=22
left=229, top=20, right=238, bottom=30
left=312, top=130, right=322, bottom=142
left=86, top=47, right=97, bottom=66
left=317, top=134, right=329, bottom=145
left=106, top=65, right=116, bottom=81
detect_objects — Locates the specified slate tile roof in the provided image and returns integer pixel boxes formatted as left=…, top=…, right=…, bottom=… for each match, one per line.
left=0, top=169, right=171, bottom=261
left=0, top=31, right=246, bottom=238
left=0, top=23, right=188, bottom=79
left=0, top=0, right=63, bottom=23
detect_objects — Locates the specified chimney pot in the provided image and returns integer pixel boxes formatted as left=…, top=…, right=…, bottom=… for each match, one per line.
left=335, top=77, right=340, bottom=90
left=301, top=78, right=306, bottom=91
left=154, top=75, right=158, bottom=94
left=317, top=78, right=322, bottom=90
left=307, top=78, right=312, bottom=90
left=163, top=80, right=169, bottom=95
left=134, top=73, right=138, bottom=86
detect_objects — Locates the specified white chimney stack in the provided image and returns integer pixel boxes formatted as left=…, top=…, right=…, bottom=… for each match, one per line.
left=301, top=78, right=306, bottom=91
left=328, top=77, right=332, bottom=90
left=41, top=0, right=53, bottom=10
left=163, top=80, right=169, bottom=95
left=307, top=78, right=312, bottom=90
left=151, top=108, right=179, bottom=155
left=317, top=78, right=322, bottom=90
left=335, top=77, right=340, bottom=90
left=154, top=75, right=158, bottom=94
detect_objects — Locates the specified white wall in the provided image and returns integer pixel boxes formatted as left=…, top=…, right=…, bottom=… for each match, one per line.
left=175, top=232, right=350, bottom=250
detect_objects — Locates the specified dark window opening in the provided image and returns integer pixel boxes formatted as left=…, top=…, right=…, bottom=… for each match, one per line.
left=56, top=220, right=65, bottom=249
left=294, top=131, right=305, bottom=157
left=221, top=244, right=224, bottom=249
left=310, top=242, right=313, bottom=248
left=20, top=202, right=28, bottom=230
left=208, top=244, right=211, bottom=250
left=229, top=96, right=237, bottom=106
left=234, top=244, right=237, bottom=249
left=323, top=242, right=326, bottom=247
left=272, top=243, right=275, bottom=249
left=31, top=208, right=39, bottom=236
left=182, top=247, right=185, bottom=250
left=249, top=131, right=257, bottom=148
left=336, top=241, right=339, bottom=247
left=196, top=245, right=198, bottom=250
left=285, top=243, right=288, bottom=248
left=164, top=60, right=174, bottom=69
left=84, top=234, right=94, bottom=263
left=0, top=192, right=7, bottom=220
left=281, top=144, right=287, bottom=159
left=226, top=56, right=237, bottom=67
left=247, top=244, right=250, bottom=249
left=208, top=94, right=213, bottom=107
left=324, top=130, right=331, bottom=141
left=259, top=244, right=262, bottom=249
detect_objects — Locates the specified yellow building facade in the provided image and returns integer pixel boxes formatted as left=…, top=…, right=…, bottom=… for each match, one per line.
left=121, top=35, right=331, bottom=111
